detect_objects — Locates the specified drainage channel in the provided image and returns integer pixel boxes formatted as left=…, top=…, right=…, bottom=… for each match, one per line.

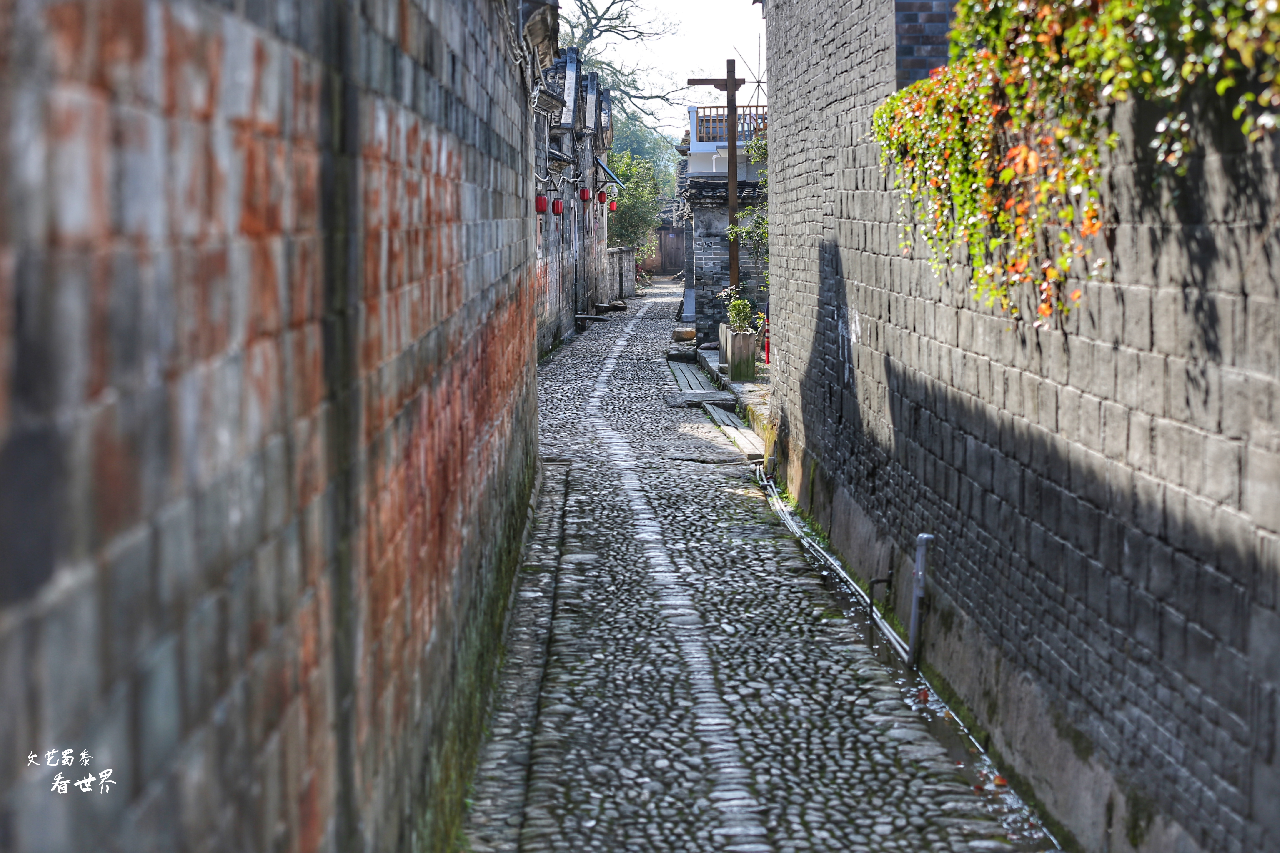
left=756, top=467, right=1062, bottom=852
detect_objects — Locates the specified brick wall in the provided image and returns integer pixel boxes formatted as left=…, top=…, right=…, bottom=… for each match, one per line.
left=530, top=51, right=613, bottom=356
left=0, top=1, right=544, bottom=851
left=765, top=0, right=1280, bottom=850
left=895, top=0, right=949, bottom=88
left=690, top=207, right=767, bottom=343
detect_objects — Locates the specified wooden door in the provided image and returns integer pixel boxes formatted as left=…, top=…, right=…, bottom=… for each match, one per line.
left=660, top=230, right=684, bottom=274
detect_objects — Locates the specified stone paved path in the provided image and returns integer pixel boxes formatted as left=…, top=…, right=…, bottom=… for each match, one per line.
left=462, top=281, right=1018, bottom=853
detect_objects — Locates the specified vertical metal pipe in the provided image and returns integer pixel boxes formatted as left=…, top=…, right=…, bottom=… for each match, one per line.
left=909, top=534, right=934, bottom=669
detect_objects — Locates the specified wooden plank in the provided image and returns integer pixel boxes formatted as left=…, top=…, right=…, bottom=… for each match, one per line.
left=682, top=363, right=717, bottom=392
left=703, top=403, right=764, bottom=460
left=671, top=362, right=716, bottom=393
left=669, top=363, right=696, bottom=391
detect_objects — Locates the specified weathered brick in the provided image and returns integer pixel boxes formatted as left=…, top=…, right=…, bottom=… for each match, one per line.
left=764, top=2, right=1280, bottom=844
left=39, top=570, right=101, bottom=741
left=138, top=635, right=181, bottom=785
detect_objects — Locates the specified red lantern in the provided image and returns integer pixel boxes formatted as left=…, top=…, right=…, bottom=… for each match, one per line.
left=535, top=195, right=548, bottom=213
left=551, top=199, right=564, bottom=215
left=579, top=187, right=591, bottom=202
left=609, top=201, right=617, bottom=212
left=597, top=190, right=607, bottom=204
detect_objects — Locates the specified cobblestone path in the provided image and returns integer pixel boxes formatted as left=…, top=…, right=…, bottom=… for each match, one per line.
left=462, top=281, right=1020, bottom=853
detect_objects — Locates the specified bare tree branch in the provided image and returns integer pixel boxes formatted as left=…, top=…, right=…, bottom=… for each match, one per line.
left=558, top=0, right=687, bottom=127
left=560, top=0, right=674, bottom=51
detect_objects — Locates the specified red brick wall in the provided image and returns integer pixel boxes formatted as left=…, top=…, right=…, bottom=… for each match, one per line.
left=0, top=2, right=541, bottom=852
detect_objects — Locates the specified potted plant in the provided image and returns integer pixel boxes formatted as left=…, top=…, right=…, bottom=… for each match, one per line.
left=718, top=285, right=762, bottom=382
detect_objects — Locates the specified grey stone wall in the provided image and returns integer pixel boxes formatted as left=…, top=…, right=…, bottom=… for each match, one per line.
left=531, top=53, right=613, bottom=355
left=0, top=1, right=545, bottom=852
left=606, top=247, right=636, bottom=301
left=765, top=0, right=1280, bottom=850
left=690, top=205, right=767, bottom=343
left=895, top=0, right=951, bottom=87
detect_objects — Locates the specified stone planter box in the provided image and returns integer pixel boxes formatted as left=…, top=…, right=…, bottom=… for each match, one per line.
left=719, top=323, right=758, bottom=382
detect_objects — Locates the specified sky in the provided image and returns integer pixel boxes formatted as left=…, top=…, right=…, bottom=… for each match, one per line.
left=589, top=0, right=768, bottom=138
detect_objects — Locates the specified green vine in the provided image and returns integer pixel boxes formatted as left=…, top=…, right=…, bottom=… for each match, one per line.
left=872, top=0, right=1280, bottom=325
left=727, top=132, right=770, bottom=285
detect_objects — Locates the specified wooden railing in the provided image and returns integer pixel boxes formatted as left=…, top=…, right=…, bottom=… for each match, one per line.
left=695, top=106, right=767, bottom=143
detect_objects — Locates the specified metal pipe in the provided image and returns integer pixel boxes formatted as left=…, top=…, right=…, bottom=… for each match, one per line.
left=867, top=575, right=891, bottom=646
left=908, top=534, right=934, bottom=669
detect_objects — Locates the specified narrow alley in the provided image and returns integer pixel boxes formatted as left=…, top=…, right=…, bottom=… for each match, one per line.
left=462, top=281, right=1043, bottom=853
left=3, top=0, right=1276, bottom=850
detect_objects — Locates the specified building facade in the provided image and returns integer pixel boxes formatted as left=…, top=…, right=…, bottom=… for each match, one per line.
left=677, top=105, right=768, bottom=342
left=0, top=1, right=604, bottom=851
left=531, top=46, right=620, bottom=356
left=763, top=0, right=1280, bottom=850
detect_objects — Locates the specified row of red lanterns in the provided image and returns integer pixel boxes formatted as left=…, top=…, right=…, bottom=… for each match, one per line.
left=534, top=190, right=616, bottom=215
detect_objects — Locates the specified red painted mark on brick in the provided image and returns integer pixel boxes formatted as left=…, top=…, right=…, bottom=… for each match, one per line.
left=363, top=229, right=385, bottom=303
left=50, top=86, right=110, bottom=248
left=293, top=146, right=321, bottom=233
left=93, top=401, right=141, bottom=541
left=289, top=235, right=322, bottom=328
left=293, top=412, right=326, bottom=511
left=164, top=6, right=222, bottom=120
left=291, top=321, right=324, bottom=419
left=245, top=337, right=282, bottom=446
left=96, top=0, right=148, bottom=96
left=46, top=2, right=90, bottom=82
left=191, top=244, right=230, bottom=361
left=239, top=132, right=285, bottom=237
left=247, top=239, right=282, bottom=340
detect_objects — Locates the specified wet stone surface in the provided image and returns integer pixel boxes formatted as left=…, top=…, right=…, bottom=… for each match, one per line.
left=463, top=281, right=1016, bottom=853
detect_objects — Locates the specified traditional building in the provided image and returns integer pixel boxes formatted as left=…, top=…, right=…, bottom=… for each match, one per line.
left=640, top=198, right=686, bottom=277
left=677, top=105, right=768, bottom=342
left=531, top=47, right=629, bottom=356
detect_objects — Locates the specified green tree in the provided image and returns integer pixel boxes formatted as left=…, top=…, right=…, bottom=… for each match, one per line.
left=611, top=112, right=677, bottom=196
left=607, top=151, right=661, bottom=260
left=557, top=0, right=683, bottom=196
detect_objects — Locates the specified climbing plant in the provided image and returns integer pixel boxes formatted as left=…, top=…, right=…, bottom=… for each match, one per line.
left=872, top=0, right=1280, bottom=325
left=726, top=131, right=770, bottom=283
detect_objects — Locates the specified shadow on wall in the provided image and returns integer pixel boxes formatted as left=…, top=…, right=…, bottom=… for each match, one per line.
left=780, top=221, right=1277, bottom=850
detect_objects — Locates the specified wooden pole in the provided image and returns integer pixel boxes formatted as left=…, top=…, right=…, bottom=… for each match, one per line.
left=687, top=66, right=748, bottom=295
left=727, top=59, right=739, bottom=293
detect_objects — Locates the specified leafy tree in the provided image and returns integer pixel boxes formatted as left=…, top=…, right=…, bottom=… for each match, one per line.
left=607, top=151, right=661, bottom=260
left=611, top=112, right=678, bottom=196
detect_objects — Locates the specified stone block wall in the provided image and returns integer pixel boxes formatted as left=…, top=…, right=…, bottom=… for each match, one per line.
left=895, top=0, right=950, bottom=88
left=765, top=0, right=1280, bottom=850
left=605, top=247, right=636, bottom=301
left=691, top=207, right=767, bottom=343
left=530, top=66, right=612, bottom=356
left=0, top=1, right=542, bottom=852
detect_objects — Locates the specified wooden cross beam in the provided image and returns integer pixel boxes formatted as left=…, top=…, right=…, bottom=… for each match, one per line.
left=686, top=77, right=747, bottom=90
left=688, top=60, right=746, bottom=292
